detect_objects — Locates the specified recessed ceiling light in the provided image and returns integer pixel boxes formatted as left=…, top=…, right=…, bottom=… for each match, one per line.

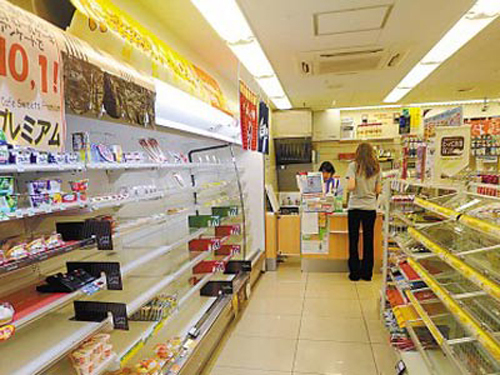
left=384, top=0, right=500, bottom=103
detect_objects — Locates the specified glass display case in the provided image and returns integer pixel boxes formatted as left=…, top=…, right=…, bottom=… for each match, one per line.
left=382, top=179, right=500, bottom=374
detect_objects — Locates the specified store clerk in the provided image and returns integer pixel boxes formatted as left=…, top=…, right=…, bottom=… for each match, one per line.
left=319, top=161, right=342, bottom=195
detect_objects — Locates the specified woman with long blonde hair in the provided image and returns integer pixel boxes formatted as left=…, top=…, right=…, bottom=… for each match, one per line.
left=345, top=142, right=381, bottom=281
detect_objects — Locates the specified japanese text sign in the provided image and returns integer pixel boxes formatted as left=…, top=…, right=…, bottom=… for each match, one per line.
left=0, top=1, right=64, bottom=151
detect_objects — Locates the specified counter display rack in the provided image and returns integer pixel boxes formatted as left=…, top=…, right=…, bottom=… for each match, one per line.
left=0, top=136, right=254, bottom=375
left=382, top=179, right=500, bottom=375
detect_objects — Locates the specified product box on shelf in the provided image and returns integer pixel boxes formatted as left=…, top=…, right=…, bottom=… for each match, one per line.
left=211, top=206, right=239, bottom=217
left=193, top=260, right=226, bottom=274
left=70, top=333, right=114, bottom=375
left=188, top=238, right=221, bottom=252
left=215, top=225, right=241, bottom=237
left=188, top=215, right=221, bottom=228
left=215, top=244, right=241, bottom=256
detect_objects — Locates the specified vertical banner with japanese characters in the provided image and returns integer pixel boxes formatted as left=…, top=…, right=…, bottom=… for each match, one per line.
left=239, top=81, right=258, bottom=151
left=0, top=1, right=65, bottom=151
left=258, top=101, right=269, bottom=154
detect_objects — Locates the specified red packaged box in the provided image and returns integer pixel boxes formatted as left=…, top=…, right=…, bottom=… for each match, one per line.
left=193, top=260, right=226, bottom=274
left=215, top=225, right=241, bottom=237
left=189, top=238, right=221, bottom=251
left=215, top=244, right=241, bottom=256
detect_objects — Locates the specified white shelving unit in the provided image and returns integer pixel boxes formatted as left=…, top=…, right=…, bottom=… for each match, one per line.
left=382, top=179, right=500, bottom=375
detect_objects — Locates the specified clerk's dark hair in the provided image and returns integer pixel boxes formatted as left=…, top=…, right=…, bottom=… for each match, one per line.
left=319, top=161, right=335, bottom=175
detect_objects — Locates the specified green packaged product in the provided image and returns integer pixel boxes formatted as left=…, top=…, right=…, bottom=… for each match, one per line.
left=211, top=206, right=239, bottom=217
left=188, top=215, right=221, bottom=228
left=0, top=177, right=14, bottom=195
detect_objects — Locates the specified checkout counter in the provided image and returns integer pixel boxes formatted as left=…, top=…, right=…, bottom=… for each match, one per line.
left=265, top=175, right=383, bottom=273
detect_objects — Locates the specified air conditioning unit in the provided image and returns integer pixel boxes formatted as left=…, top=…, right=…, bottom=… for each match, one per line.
left=299, top=47, right=406, bottom=76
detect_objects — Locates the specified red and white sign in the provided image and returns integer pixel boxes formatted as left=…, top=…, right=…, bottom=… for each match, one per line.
left=467, top=117, right=500, bottom=136
left=0, top=1, right=64, bottom=151
left=239, top=81, right=258, bottom=151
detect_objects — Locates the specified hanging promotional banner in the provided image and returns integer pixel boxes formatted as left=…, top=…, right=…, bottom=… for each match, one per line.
left=239, top=81, right=258, bottom=151
left=68, top=1, right=230, bottom=114
left=0, top=1, right=65, bottom=151
left=258, top=101, right=269, bottom=154
left=423, top=106, right=463, bottom=140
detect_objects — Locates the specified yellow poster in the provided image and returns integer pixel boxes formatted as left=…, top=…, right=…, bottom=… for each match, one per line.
left=68, top=0, right=229, bottom=113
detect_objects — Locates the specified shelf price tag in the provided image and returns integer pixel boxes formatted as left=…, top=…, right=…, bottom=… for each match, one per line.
left=0, top=1, right=65, bottom=152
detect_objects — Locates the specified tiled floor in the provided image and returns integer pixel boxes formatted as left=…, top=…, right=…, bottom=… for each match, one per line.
left=203, top=261, right=399, bottom=375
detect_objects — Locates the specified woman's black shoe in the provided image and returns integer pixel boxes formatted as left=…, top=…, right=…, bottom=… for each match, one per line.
left=349, top=274, right=360, bottom=281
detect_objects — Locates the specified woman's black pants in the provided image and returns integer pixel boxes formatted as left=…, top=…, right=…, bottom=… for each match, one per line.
left=348, top=209, right=376, bottom=280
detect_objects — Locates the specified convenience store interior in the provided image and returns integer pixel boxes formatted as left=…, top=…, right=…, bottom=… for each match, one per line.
left=0, top=0, right=500, bottom=375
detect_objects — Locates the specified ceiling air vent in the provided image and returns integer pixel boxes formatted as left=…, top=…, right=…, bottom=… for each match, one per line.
left=299, top=47, right=406, bottom=76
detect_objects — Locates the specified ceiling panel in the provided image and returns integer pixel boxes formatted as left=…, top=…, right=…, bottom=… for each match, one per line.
left=315, top=5, right=391, bottom=36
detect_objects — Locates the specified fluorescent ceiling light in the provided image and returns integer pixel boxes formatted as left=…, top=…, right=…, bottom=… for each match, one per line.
left=192, top=0, right=293, bottom=109
left=272, top=96, right=292, bottom=110
left=384, top=0, right=500, bottom=103
left=191, top=0, right=253, bottom=44
left=384, top=88, right=412, bottom=104
left=229, top=40, right=275, bottom=78
left=335, top=104, right=402, bottom=111
left=154, top=78, right=237, bottom=141
left=256, top=76, right=285, bottom=98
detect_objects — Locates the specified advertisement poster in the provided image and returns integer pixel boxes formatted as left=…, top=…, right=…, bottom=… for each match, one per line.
left=258, top=101, right=269, bottom=154
left=435, top=125, right=470, bottom=180
left=467, top=117, right=500, bottom=136
left=0, top=1, right=65, bottom=151
left=239, top=81, right=258, bottom=151
left=423, top=106, right=463, bottom=140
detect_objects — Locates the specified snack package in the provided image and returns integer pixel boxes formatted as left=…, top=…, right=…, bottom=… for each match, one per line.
left=6, top=243, right=28, bottom=260
left=0, top=195, right=17, bottom=214
left=27, top=237, right=47, bottom=255
left=0, top=303, right=14, bottom=326
left=111, top=145, right=123, bottom=163
left=29, top=194, right=51, bottom=208
left=69, top=179, right=89, bottom=192
left=62, top=193, right=78, bottom=203
left=72, top=132, right=90, bottom=162
left=9, top=147, right=30, bottom=164
left=46, top=233, right=64, bottom=249
left=0, top=177, right=14, bottom=195
left=0, top=146, right=9, bottom=164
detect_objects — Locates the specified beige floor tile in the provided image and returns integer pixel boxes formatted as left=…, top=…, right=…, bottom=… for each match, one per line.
left=299, top=316, right=369, bottom=343
left=366, top=319, right=389, bottom=344
left=252, top=280, right=306, bottom=298
left=208, top=367, right=291, bottom=375
left=372, top=343, right=399, bottom=375
left=246, top=296, right=303, bottom=316
left=264, top=270, right=308, bottom=283
left=360, top=298, right=382, bottom=320
left=303, top=298, right=363, bottom=318
left=234, top=313, right=301, bottom=339
left=356, top=284, right=382, bottom=300
left=305, top=283, right=358, bottom=299
left=306, top=272, right=352, bottom=283
left=215, top=336, right=296, bottom=372
left=294, top=340, right=377, bottom=375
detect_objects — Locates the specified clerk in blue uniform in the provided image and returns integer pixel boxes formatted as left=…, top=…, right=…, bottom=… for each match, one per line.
left=319, top=161, right=337, bottom=194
